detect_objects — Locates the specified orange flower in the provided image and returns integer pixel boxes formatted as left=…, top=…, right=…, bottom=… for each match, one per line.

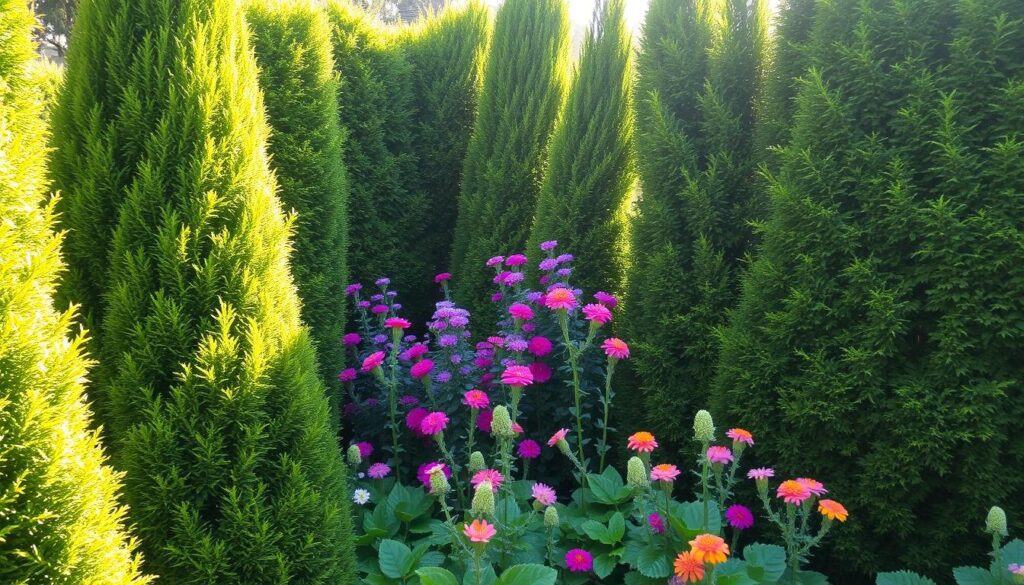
left=688, top=534, right=729, bottom=564
left=627, top=431, right=658, bottom=453
left=776, top=479, right=812, bottom=505
left=818, top=499, right=848, bottom=522
left=673, top=551, right=705, bottom=582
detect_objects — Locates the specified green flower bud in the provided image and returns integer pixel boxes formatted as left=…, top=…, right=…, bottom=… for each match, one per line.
left=471, top=481, right=496, bottom=517
left=428, top=467, right=450, bottom=496
left=491, top=405, right=514, bottom=438
left=986, top=506, right=1008, bottom=537
left=693, top=410, right=715, bottom=443
left=346, top=445, right=362, bottom=467
left=556, top=438, right=572, bottom=457
left=469, top=451, right=486, bottom=474
left=626, top=456, right=649, bottom=489
left=544, top=505, right=560, bottom=528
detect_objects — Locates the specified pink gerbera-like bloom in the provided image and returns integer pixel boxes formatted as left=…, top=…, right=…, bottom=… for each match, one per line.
left=471, top=469, right=504, bottom=492
left=725, top=504, right=754, bottom=530
left=476, top=409, right=494, bottom=432
left=505, top=254, right=528, bottom=266
left=649, top=512, right=665, bottom=534
left=748, top=467, right=775, bottom=480
left=532, top=482, right=556, bottom=505
left=796, top=478, right=828, bottom=496
left=582, top=303, right=613, bottom=325
left=338, top=368, right=357, bottom=383
left=548, top=428, right=569, bottom=447
left=517, top=439, right=541, bottom=459
left=726, top=428, right=754, bottom=446
left=528, top=362, right=552, bottom=384
left=416, top=461, right=451, bottom=488
left=593, top=291, right=618, bottom=308
left=463, top=519, right=497, bottom=543
left=355, top=442, right=373, bottom=458
left=627, top=431, right=658, bottom=453
left=486, top=256, right=504, bottom=267
left=384, top=317, right=411, bottom=330
left=777, top=480, right=813, bottom=505
left=706, top=446, right=734, bottom=464
left=651, top=463, right=681, bottom=482
left=565, top=549, right=593, bottom=573
left=342, top=332, right=361, bottom=346
left=367, top=463, right=391, bottom=479
left=601, top=338, right=630, bottom=360
left=410, top=359, right=434, bottom=380
left=420, top=411, right=449, bottom=435
left=463, top=390, right=490, bottom=410
left=544, top=287, right=577, bottom=310
left=527, top=336, right=553, bottom=357
left=434, top=272, right=451, bottom=283
left=508, top=303, right=534, bottom=321
left=501, top=365, right=533, bottom=387
left=361, top=351, right=385, bottom=372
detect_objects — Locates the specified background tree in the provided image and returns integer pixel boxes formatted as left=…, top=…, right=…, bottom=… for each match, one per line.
left=29, top=0, right=76, bottom=57
left=0, top=1, right=146, bottom=581
left=450, top=0, right=569, bottom=323
left=526, top=0, right=635, bottom=295
left=50, top=0, right=355, bottom=581
left=713, top=0, right=1024, bottom=576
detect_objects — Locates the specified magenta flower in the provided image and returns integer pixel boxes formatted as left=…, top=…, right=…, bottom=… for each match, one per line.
left=384, top=317, right=411, bottom=330
left=399, top=395, right=419, bottom=407
left=648, top=512, right=665, bottom=534
left=593, top=291, right=618, bottom=307
left=582, top=303, right=612, bottom=325
left=527, top=336, right=553, bottom=357
left=367, top=462, right=391, bottom=479
left=476, top=409, right=493, bottom=433
left=747, top=467, right=775, bottom=480
left=501, top=365, right=533, bottom=387
left=416, top=461, right=451, bottom=488
left=462, top=389, right=490, bottom=410
left=338, top=368, right=357, bottom=382
left=601, top=338, right=630, bottom=360
left=420, top=411, right=449, bottom=435
left=343, top=332, right=361, bottom=346
left=491, top=292, right=503, bottom=302
left=486, top=256, right=504, bottom=267
left=405, top=408, right=429, bottom=435
left=471, top=469, right=504, bottom=492
left=565, top=549, right=593, bottom=573
left=410, top=359, right=434, bottom=380
left=506, top=254, right=528, bottom=266
left=487, top=336, right=505, bottom=347
left=434, top=272, right=451, bottom=283
left=528, top=362, right=552, bottom=384
left=532, top=482, right=557, bottom=505
left=547, top=428, right=569, bottom=447
left=509, top=303, right=534, bottom=321
left=706, top=446, right=734, bottom=464
left=796, top=478, right=828, bottom=496
left=371, top=304, right=389, bottom=315
left=544, top=287, right=577, bottom=310
left=725, top=504, right=754, bottom=530
left=345, top=283, right=363, bottom=296
left=355, top=442, right=373, bottom=458
left=517, top=439, right=541, bottom=459
left=540, top=240, right=558, bottom=251
left=361, top=351, right=385, bottom=372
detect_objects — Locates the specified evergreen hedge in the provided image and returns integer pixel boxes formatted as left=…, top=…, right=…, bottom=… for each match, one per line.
left=450, top=0, right=569, bottom=322
left=0, top=1, right=146, bottom=581
left=247, top=0, right=349, bottom=404
left=713, top=0, right=1024, bottom=576
left=50, top=0, right=355, bottom=582
left=622, top=0, right=765, bottom=455
left=525, top=0, right=634, bottom=295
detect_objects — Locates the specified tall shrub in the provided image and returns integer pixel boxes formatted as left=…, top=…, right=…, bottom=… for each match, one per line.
left=50, top=0, right=355, bottom=582
left=247, top=0, right=349, bottom=402
left=525, top=0, right=634, bottom=295
left=0, top=1, right=146, bottom=582
left=713, top=0, right=1024, bottom=576
left=622, top=0, right=765, bottom=454
left=450, top=0, right=569, bottom=322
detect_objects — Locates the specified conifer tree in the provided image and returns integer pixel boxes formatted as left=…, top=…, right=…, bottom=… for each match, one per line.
left=714, top=0, right=1024, bottom=576
left=450, top=0, right=569, bottom=321
left=248, top=0, right=349, bottom=401
left=0, top=2, right=146, bottom=582
left=525, top=0, right=634, bottom=295
left=50, top=0, right=355, bottom=582
left=622, top=0, right=765, bottom=454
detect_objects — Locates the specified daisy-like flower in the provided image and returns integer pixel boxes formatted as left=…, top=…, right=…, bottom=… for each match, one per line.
left=506, top=254, right=528, bottom=266
left=384, top=317, right=411, bottom=330
left=777, top=480, right=812, bottom=505
left=528, top=362, right=552, bottom=384
left=463, top=390, right=490, bottom=410
left=527, top=336, right=553, bottom=357
left=651, top=464, right=681, bottom=482
left=532, top=483, right=557, bottom=506
left=509, top=303, right=534, bottom=321
left=410, top=359, right=434, bottom=380
left=726, top=428, right=754, bottom=446
left=689, top=534, right=730, bottom=564
left=354, top=442, right=373, bottom=458
left=345, top=283, right=363, bottom=296
left=627, top=431, right=658, bottom=452
left=371, top=304, right=389, bottom=315
left=361, top=351, right=386, bottom=372
left=724, top=504, right=754, bottom=530
left=501, top=365, right=533, bottom=386
left=486, top=256, right=504, bottom=267
left=748, top=467, right=775, bottom=480
left=352, top=489, right=371, bottom=505
left=674, top=551, right=705, bottom=583
left=367, top=463, right=391, bottom=479
left=434, top=272, right=451, bottom=283
left=544, top=287, right=577, bottom=310
left=706, top=446, right=733, bottom=464
left=471, top=469, right=504, bottom=492
left=343, top=332, right=361, bottom=346
left=548, top=428, right=569, bottom=447
left=601, top=338, right=630, bottom=360
left=593, top=291, right=618, bottom=308
left=419, top=411, right=449, bottom=435
left=539, top=258, right=558, bottom=271
left=399, top=395, right=419, bottom=407
left=338, top=368, right=357, bottom=382
left=517, top=439, right=541, bottom=459
left=402, top=344, right=429, bottom=361
left=582, top=303, right=612, bottom=324
left=818, top=499, right=848, bottom=522
left=540, top=240, right=558, bottom=251
left=565, top=549, right=593, bottom=573
left=463, top=519, right=497, bottom=543
left=797, top=478, right=828, bottom=496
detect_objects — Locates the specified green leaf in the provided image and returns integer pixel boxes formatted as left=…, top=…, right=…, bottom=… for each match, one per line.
left=636, top=544, right=671, bottom=578
left=994, top=539, right=1024, bottom=579
left=953, top=567, right=995, bottom=585
left=877, top=571, right=939, bottom=585
left=420, top=551, right=446, bottom=567
left=718, top=572, right=759, bottom=585
left=378, top=539, right=413, bottom=579
left=780, top=569, right=830, bottom=585
left=417, top=567, right=460, bottom=585
left=624, top=571, right=665, bottom=585
left=594, top=554, right=618, bottom=579
left=582, top=512, right=625, bottom=545
left=495, top=564, right=557, bottom=585
left=743, top=543, right=787, bottom=583
left=588, top=469, right=631, bottom=505
left=675, top=500, right=722, bottom=534
left=388, top=484, right=432, bottom=523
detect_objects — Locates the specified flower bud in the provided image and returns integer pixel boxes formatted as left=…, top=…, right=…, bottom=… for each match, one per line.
left=471, top=481, right=496, bottom=517
left=429, top=467, right=450, bottom=496
left=693, top=410, right=715, bottom=443
left=491, top=405, right=514, bottom=438
left=556, top=437, right=572, bottom=457
left=544, top=505, right=560, bottom=528
left=626, top=456, right=649, bottom=489
left=346, top=444, right=362, bottom=467
left=986, top=506, right=1008, bottom=537
left=469, top=451, right=486, bottom=474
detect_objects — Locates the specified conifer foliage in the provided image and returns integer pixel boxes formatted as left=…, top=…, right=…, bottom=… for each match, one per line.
left=714, top=0, right=1024, bottom=576
left=623, top=0, right=765, bottom=453
left=248, top=0, right=349, bottom=400
left=0, top=1, right=146, bottom=582
left=450, top=0, right=569, bottom=321
left=526, top=0, right=634, bottom=295
left=50, top=0, right=355, bottom=582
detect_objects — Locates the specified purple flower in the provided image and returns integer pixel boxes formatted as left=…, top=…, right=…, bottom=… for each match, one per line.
left=399, top=395, right=419, bottom=406
left=375, top=277, right=391, bottom=286
left=450, top=315, right=469, bottom=327
left=459, top=366, right=472, bottom=376
left=505, top=337, right=528, bottom=352
left=372, top=334, right=388, bottom=344
left=725, top=504, right=755, bottom=530
left=450, top=354, right=462, bottom=364
left=386, top=291, right=398, bottom=298
left=491, top=292, right=503, bottom=303
left=345, top=283, right=363, bottom=296
left=504, top=272, right=525, bottom=286
left=556, top=253, right=574, bottom=264
left=526, top=291, right=543, bottom=303
left=648, top=512, right=665, bottom=534
left=370, top=293, right=384, bottom=302
left=357, top=300, right=371, bottom=309
left=486, top=256, right=504, bottom=267
left=435, top=371, right=452, bottom=383
left=438, top=334, right=458, bottom=347
left=539, top=258, right=558, bottom=271
left=540, top=240, right=558, bottom=252
left=505, top=254, right=528, bottom=266
left=371, top=304, right=388, bottom=315
left=557, top=268, right=572, bottom=278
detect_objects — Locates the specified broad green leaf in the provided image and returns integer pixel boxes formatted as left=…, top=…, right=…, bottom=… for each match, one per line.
left=378, top=539, right=413, bottom=579
left=495, top=564, right=557, bottom=585
left=624, top=571, right=666, bottom=585
left=417, top=567, right=460, bottom=585
left=877, top=571, right=939, bottom=585
left=420, top=551, right=446, bottom=567
left=588, top=471, right=629, bottom=505
left=594, top=554, right=618, bottom=579
left=607, top=512, right=626, bottom=543
left=636, top=544, right=671, bottom=578
left=953, top=567, right=995, bottom=585
left=718, top=572, right=759, bottom=585
left=364, top=573, right=397, bottom=585
left=675, top=500, right=722, bottom=534
left=743, top=543, right=787, bottom=583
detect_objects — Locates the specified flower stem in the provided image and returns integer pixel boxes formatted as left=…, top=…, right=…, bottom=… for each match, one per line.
left=436, top=433, right=466, bottom=510
left=598, top=360, right=615, bottom=473
left=700, top=442, right=710, bottom=531
left=559, top=311, right=587, bottom=470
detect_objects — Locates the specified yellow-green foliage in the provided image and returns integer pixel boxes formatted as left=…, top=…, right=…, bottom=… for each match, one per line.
left=0, top=1, right=147, bottom=582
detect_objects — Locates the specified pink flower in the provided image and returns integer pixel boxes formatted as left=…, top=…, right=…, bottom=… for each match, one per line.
left=501, top=365, right=533, bottom=386
left=345, top=283, right=363, bottom=296
left=649, top=512, right=665, bottom=534
left=796, top=478, right=828, bottom=496
left=544, top=287, right=577, bottom=310
left=509, top=303, right=534, bottom=320
left=548, top=428, right=569, bottom=447
left=565, top=549, right=593, bottom=573
left=517, top=439, right=541, bottom=459
left=486, top=256, right=504, bottom=266
left=476, top=409, right=493, bottom=432
left=651, top=463, right=681, bottom=482
left=406, top=408, right=429, bottom=435
left=402, top=344, right=429, bottom=361
left=726, top=428, right=754, bottom=446
left=724, top=505, right=754, bottom=530
left=355, top=442, right=373, bottom=458
left=528, top=362, right=552, bottom=384
left=487, top=336, right=505, bottom=347
left=420, top=411, right=449, bottom=435
left=471, top=469, right=503, bottom=492
left=512, top=422, right=524, bottom=434
left=384, top=317, right=411, bottom=330
left=601, top=338, right=630, bottom=360
left=463, top=390, right=490, bottom=410
left=410, top=359, right=434, bottom=380
left=706, top=446, right=733, bottom=464
left=463, top=519, right=497, bottom=543
left=371, top=304, right=389, bottom=315
left=506, top=254, right=528, bottom=266
left=434, top=272, right=452, bottom=283
left=747, top=467, right=775, bottom=480
left=343, top=332, right=361, bottom=346
left=582, top=303, right=613, bottom=325
left=367, top=463, right=391, bottom=479
left=338, top=368, right=357, bottom=382
left=594, top=291, right=618, bottom=307
left=416, top=461, right=451, bottom=488
left=361, top=351, right=385, bottom=372
left=777, top=480, right=812, bottom=505
left=527, top=336, right=553, bottom=357
left=532, top=482, right=557, bottom=505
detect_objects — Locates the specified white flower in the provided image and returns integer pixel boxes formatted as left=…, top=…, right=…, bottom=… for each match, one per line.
left=352, top=489, right=371, bottom=505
